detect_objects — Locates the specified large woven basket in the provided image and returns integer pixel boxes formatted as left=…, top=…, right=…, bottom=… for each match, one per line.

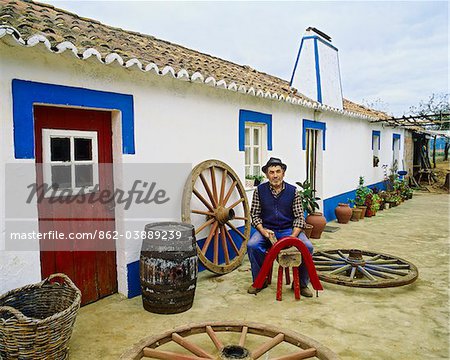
left=0, top=273, right=81, bottom=360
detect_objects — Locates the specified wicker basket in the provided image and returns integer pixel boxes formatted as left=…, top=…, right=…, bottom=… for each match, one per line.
left=0, top=273, right=81, bottom=360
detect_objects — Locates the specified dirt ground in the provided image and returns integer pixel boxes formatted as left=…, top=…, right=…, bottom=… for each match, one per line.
left=421, top=157, right=449, bottom=193
left=68, top=191, right=449, bottom=360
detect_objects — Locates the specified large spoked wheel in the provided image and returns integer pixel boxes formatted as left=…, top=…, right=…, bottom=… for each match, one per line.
left=313, top=249, right=419, bottom=288
left=182, top=160, right=251, bottom=274
left=120, top=321, right=339, bottom=360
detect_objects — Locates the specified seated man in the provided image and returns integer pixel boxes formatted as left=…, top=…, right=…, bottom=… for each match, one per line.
left=247, top=157, right=314, bottom=297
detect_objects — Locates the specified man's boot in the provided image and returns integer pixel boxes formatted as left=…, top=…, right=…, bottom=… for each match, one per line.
left=300, top=286, right=313, bottom=297
left=247, top=280, right=268, bottom=295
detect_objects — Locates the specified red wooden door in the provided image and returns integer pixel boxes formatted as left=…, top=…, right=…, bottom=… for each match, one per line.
left=34, top=106, right=117, bottom=305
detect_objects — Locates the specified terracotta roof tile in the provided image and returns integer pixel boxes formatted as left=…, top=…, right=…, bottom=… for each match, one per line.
left=343, top=99, right=390, bottom=120
left=0, top=0, right=389, bottom=119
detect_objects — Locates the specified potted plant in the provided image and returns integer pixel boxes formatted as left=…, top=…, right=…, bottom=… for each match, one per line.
left=296, top=180, right=326, bottom=239
left=245, top=174, right=265, bottom=188
left=398, top=179, right=413, bottom=200
left=355, top=176, right=372, bottom=219
left=378, top=190, right=389, bottom=210
left=365, top=193, right=381, bottom=217
left=364, top=193, right=374, bottom=217
left=388, top=193, right=402, bottom=207
left=253, top=174, right=265, bottom=186
left=384, top=191, right=396, bottom=208
left=406, top=187, right=414, bottom=199
left=372, top=187, right=384, bottom=211
left=348, top=199, right=362, bottom=221
left=245, top=175, right=255, bottom=188
left=393, top=194, right=402, bottom=206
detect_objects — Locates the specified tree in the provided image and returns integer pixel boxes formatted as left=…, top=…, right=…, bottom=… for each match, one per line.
left=361, top=97, right=390, bottom=114
left=409, top=93, right=450, bottom=161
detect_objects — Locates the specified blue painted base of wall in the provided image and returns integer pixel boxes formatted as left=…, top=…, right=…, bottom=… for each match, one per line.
left=127, top=261, right=141, bottom=298
left=322, top=181, right=385, bottom=222
left=127, top=225, right=253, bottom=298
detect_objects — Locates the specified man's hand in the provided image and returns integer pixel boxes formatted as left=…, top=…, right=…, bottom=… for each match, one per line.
left=256, top=224, right=275, bottom=241
left=256, top=225, right=276, bottom=244
left=261, top=228, right=274, bottom=239
left=290, top=227, right=301, bottom=238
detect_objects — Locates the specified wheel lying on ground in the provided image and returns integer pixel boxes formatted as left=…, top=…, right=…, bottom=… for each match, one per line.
left=182, top=159, right=251, bottom=274
left=313, top=249, right=419, bottom=288
left=120, top=321, right=339, bottom=360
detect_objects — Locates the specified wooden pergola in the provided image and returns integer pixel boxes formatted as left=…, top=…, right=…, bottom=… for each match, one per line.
left=369, top=112, right=450, bottom=134
left=370, top=112, right=449, bottom=189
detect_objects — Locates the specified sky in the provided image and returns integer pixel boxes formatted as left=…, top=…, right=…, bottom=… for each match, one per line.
left=38, top=1, right=449, bottom=116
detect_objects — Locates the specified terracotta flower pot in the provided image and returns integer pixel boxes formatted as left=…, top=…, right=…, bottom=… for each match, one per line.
left=357, top=205, right=367, bottom=219
left=365, top=209, right=374, bottom=217
left=335, top=203, right=352, bottom=224
left=351, top=208, right=362, bottom=221
left=303, top=224, right=313, bottom=238
left=306, top=212, right=327, bottom=239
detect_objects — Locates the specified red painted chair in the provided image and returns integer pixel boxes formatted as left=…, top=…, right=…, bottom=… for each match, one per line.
left=252, top=236, right=323, bottom=301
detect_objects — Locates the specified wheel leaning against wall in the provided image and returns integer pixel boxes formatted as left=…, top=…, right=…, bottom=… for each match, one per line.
left=182, top=159, right=251, bottom=274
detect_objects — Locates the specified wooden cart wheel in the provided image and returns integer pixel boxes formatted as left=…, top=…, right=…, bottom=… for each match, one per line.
left=120, top=321, right=339, bottom=360
left=182, top=160, right=251, bottom=274
left=313, top=249, right=419, bottom=288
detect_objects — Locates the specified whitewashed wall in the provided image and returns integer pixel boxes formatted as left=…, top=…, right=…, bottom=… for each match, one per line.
left=317, top=40, right=343, bottom=110
left=291, top=30, right=344, bottom=110
left=0, top=42, right=404, bottom=296
left=291, top=38, right=317, bottom=102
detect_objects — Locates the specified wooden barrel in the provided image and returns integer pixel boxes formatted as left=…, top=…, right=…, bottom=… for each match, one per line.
left=140, top=222, right=198, bottom=314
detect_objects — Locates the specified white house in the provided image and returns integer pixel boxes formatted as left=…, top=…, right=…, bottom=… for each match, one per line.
left=0, top=1, right=404, bottom=303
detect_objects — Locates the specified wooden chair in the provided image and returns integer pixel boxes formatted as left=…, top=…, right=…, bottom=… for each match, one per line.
left=418, top=169, right=433, bottom=185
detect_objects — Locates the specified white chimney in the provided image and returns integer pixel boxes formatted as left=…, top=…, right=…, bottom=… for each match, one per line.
left=290, top=27, right=343, bottom=110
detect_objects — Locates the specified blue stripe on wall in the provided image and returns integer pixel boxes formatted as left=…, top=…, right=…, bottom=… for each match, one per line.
left=239, top=110, right=272, bottom=151
left=302, top=119, right=326, bottom=150
left=290, top=37, right=305, bottom=86
left=12, top=79, right=135, bottom=158
left=313, top=38, right=322, bottom=104
left=322, top=181, right=386, bottom=222
left=127, top=225, right=252, bottom=298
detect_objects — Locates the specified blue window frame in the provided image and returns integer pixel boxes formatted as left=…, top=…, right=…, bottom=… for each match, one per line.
left=372, top=130, right=381, bottom=150
left=392, top=133, right=401, bottom=150
left=302, top=119, right=326, bottom=150
left=12, top=79, right=135, bottom=159
left=238, top=110, right=272, bottom=151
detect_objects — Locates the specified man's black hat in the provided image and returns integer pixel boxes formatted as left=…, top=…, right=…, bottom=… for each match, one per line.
left=262, top=157, right=287, bottom=173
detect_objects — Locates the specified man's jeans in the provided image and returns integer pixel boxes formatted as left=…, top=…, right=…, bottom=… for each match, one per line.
left=247, top=228, right=314, bottom=287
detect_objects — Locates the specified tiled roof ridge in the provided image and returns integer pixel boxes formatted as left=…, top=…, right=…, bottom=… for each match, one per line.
left=0, top=0, right=387, bottom=121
